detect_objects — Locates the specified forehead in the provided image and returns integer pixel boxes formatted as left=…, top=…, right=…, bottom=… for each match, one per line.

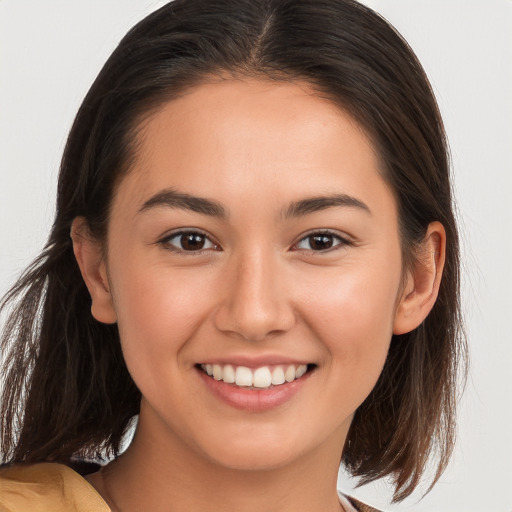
left=113, top=78, right=393, bottom=218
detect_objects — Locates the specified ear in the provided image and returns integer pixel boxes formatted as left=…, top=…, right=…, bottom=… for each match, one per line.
left=71, top=217, right=117, bottom=324
left=393, top=221, right=446, bottom=335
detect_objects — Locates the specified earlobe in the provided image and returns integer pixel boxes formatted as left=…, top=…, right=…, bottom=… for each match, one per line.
left=393, top=221, right=446, bottom=335
left=71, top=217, right=117, bottom=324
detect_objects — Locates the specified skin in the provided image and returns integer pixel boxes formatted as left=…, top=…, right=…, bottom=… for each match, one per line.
left=72, top=79, right=445, bottom=512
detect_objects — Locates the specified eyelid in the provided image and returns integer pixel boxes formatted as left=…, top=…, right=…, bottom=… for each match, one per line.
left=158, top=228, right=221, bottom=253
left=291, top=229, right=354, bottom=252
left=156, top=227, right=353, bottom=254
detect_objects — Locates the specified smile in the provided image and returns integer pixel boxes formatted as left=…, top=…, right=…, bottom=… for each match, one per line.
left=196, top=361, right=315, bottom=412
left=199, top=363, right=310, bottom=389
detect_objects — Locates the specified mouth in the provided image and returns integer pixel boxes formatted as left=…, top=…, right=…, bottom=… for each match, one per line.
left=197, top=363, right=315, bottom=390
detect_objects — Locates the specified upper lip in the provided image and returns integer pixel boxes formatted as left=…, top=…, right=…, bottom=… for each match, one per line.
left=197, top=354, right=314, bottom=368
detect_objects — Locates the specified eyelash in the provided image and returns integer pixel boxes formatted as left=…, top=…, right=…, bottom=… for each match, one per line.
left=158, top=229, right=352, bottom=254
left=159, top=229, right=219, bottom=254
left=292, top=230, right=353, bottom=253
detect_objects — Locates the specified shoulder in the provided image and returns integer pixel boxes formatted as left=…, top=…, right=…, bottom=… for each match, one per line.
left=347, top=496, right=384, bottom=512
left=0, top=462, right=110, bottom=512
left=339, top=492, right=384, bottom=512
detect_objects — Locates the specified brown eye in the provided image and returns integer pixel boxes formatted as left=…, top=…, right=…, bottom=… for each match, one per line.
left=163, top=231, right=217, bottom=252
left=294, top=232, right=349, bottom=252
left=308, top=235, right=334, bottom=250
left=181, top=233, right=206, bottom=250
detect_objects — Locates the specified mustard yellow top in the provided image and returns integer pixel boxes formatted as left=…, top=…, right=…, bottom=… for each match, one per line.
left=0, top=462, right=380, bottom=512
left=0, top=463, right=111, bottom=512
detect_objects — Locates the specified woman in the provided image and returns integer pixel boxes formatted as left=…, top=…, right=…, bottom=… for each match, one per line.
left=0, top=1, right=465, bottom=511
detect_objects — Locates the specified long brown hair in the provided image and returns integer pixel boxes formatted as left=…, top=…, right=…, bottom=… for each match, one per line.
left=0, top=0, right=465, bottom=501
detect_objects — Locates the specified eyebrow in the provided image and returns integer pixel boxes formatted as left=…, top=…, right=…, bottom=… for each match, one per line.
left=138, top=189, right=370, bottom=220
left=283, top=194, right=371, bottom=219
left=139, top=189, right=227, bottom=218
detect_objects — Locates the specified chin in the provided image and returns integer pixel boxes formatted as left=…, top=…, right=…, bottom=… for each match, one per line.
left=206, top=447, right=300, bottom=472
left=191, top=427, right=318, bottom=473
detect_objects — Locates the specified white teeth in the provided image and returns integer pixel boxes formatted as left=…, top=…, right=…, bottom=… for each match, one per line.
left=212, top=364, right=223, bottom=380
left=201, top=363, right=310, bottom=389
left=285, top=365, right=296, bottom=383
left=271, top=366, right=286, bottom=385
left=253, top=367, right=272, bottom=388
left=235, top=366, right=253, bottom=387
left=223, top=364, right=236, bottom=384
left=296, top=364, right=307, bottom=378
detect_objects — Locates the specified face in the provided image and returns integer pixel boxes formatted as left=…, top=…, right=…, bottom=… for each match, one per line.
left=90, top=79, right=408, bottom=471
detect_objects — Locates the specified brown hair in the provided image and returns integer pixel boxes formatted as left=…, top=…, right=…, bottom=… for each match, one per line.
left=0, top=0, right=465, bottom=501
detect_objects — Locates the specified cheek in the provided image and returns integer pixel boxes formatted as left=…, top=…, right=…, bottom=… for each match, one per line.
left=108, top=258, right=216, bottom=373
left=300, top=259, right=401, bottom=372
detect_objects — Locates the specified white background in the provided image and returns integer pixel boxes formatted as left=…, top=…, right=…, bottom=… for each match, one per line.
left=0, top=1, right=511, bottom=511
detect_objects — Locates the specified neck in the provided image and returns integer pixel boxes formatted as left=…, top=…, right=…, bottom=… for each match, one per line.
left=96, top=409, right=348, bottom=512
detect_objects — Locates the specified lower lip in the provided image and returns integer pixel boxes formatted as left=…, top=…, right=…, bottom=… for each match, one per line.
left=196, top=368, right=311, bottom=412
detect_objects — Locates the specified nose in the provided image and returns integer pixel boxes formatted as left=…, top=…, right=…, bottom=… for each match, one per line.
left=213, top=249, right=296, bottom=342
